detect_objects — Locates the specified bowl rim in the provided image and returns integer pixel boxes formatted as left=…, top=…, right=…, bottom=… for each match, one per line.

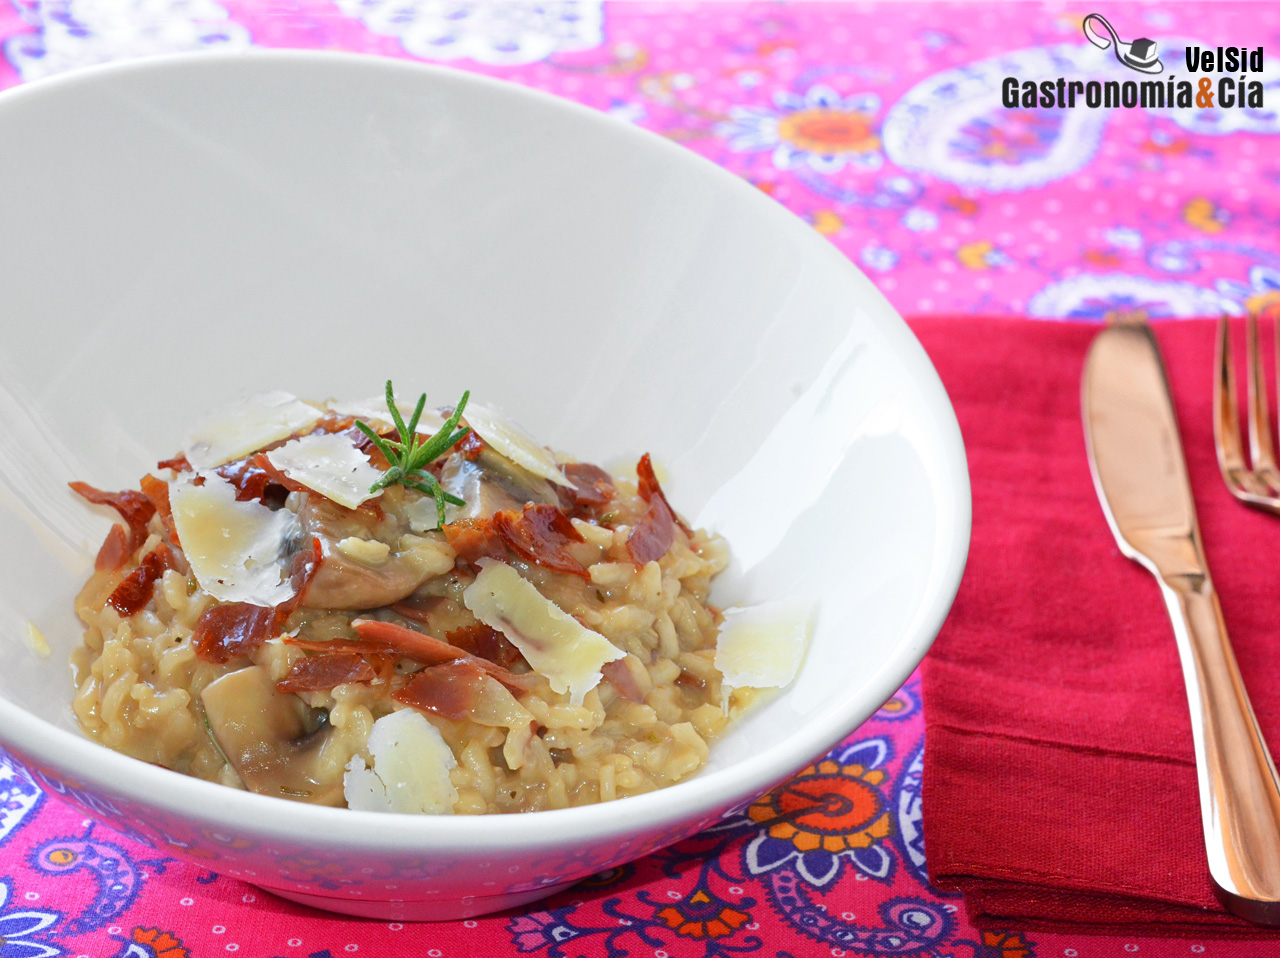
left=0, top=48, right=971, bottom=850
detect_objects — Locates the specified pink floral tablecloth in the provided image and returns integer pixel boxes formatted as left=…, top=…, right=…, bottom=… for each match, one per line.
left=2, top=2, right=1279, bottom=957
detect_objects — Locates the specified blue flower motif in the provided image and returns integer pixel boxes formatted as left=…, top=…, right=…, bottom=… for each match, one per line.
left=715, top=83, right=885, bottom=174
left=0, top=879, right=60, bottom=958
left=1105, top=226, right=1144, bottom=250
left=860, top=245, right=899, bottom=273
left=1215, top=264, right=1280, bottom=314
left=1146, top=241, right=1198, bottom=274
left=902, top=208, right=939, bottom=232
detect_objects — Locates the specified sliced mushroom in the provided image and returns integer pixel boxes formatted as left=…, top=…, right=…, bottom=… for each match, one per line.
left=298, top=495, right=455, bottom=609
left=200, top=665, right=344, bottom=805
left=440, top=448, right=560, bottom=522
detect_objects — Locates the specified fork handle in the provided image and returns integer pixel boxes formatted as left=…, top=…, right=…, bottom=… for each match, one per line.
left=1160, top=574, right=1280, bottom=922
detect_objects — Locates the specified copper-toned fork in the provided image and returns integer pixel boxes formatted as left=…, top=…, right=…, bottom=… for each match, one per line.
left=1215, top=313, right=1280, bottom=514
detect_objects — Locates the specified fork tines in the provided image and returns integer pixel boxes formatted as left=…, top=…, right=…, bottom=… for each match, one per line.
left=1215, top=313, right=1280, bottom=513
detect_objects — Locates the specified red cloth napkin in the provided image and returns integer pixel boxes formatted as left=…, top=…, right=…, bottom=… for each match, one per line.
left=916, top=316, right=1280, bottom=938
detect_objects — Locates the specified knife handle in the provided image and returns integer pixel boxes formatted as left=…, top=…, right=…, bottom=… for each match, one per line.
left=1160, top=574, right=1280, bottom=922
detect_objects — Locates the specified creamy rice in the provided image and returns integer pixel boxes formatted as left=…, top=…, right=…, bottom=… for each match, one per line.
left=68, top=399, right=764, bottom=813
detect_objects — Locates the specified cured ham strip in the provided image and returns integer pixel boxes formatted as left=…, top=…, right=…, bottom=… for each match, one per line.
left=443, top=518, right=507, bottom=565
left=138, top=474, right=181, bottom=547
left=626, top=454, right=688, bottom=565
left=351, top=619, right=534, bottom=693
left=627, top=498, right=675, bottom=565
left=458, top=430, right=486, bottom=461
left=392, top=659, right=488, bottom=720
left=635, top=453, right=690, bottom=535
left=95, top=523, right=129, bottom=572
left=601, top=658, right=647, bottom=703
left=445, top=505, right=589, bottom=576
left=216, top=455, right=290, bottom=508
left=560, top=462, right=616, bottom=518
left=493, top=504, right=589, bottom=578
left=284, top=635, right=402, bottom=655
left=189, top=538, right=322, bottom=665
left=157, top=454, right=191, bottom=472
left=249, top=452, right=311, bottom=496
left=276, top=652, right=378, bottom=693
left=278, top=536, right=324, bottom=618
left=106, top=544, right=173, bottom=617
left=192, top=602, right=277, bottom=664
left=69, top=482, right=156, bottom=556
left=445, top=623, right=524, bottom=670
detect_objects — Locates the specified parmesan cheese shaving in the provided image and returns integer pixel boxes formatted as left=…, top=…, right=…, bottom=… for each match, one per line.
left=714, top=598, right=815, bottom=706
left=265, top=432, right=384, bottom=510
left=343, top=710, right=458, bottom=815
left=169, top=472, right=298, bottom=607
left=462, top=560, right=625, bottom=706
left=182, top=391, right=322, bottom=469
left=462, top=402, right=571, bottom=487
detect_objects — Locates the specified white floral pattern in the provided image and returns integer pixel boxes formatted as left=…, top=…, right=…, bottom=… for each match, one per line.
left=334, top=0, right=603, bottom=66
left=0, top=753, right=40, bottom=847
left=0, top=879, right=60, bottom=958
left=716, top=84, right=884, bottom=173
left=3, top=0, right=250, bottom=82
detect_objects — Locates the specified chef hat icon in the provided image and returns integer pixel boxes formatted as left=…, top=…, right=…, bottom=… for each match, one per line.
left=1083, top=13, right=1164, bottom=74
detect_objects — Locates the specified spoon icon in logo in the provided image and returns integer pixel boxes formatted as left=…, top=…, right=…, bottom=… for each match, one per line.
left=1083, top=13, right=1164, bottom=74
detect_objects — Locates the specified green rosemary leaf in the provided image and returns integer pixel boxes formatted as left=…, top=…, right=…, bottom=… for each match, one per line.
left=366, top=382, right=474, bottom=524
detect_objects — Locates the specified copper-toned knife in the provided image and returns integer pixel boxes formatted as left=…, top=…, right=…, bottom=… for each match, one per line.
left=1083, top=319, right=1280, bottom=924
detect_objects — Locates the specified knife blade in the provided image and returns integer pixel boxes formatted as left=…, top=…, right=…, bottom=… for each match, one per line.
left=1083, top=319, right=1280, bottom=924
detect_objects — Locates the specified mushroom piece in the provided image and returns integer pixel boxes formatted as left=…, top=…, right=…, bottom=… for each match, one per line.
left=440, top=447, right=560, bottom=523
left=200, top=665, right=344, bottom=806
left=297, top=495, right=455, bottom=610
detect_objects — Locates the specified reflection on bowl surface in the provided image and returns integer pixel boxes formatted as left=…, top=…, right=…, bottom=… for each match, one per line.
left=0, top=50, right=969, bottom=920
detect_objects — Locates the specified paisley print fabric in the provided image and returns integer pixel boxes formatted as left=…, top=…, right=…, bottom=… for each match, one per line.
left=0, top=2, right=1274, bottom=954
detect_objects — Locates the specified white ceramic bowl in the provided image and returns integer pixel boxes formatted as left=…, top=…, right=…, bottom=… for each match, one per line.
left=0, top=51, right=969, bottom=920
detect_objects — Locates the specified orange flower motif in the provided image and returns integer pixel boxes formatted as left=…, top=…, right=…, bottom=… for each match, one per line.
left=1246, top=290, right=1280, bottom=323
left=132, top=927, right=189, bottom=958
left=1104, top=306, right=1150, bottom=324
left=945, top=195, right=981, bottom=217
left=749, top=759, right=889, bottom=854
left=957, top=241, right=1010, bottom=271
left=717, top=85, right=884, bottom=174
left=657, top=887, right=750, bottom=939
left=1184, top=197, right=1229, bottom=234
left=983, top=930, right=1032, bottom=958
left=810, top=210, right=843, bottom=235
left=1142, top=132, right=1190, bottom=156
left=1084, top=249, right=1122, bottom=266
left=778, top=109, right=878, bottom=158
left=878, top=693, right=910, bottom=715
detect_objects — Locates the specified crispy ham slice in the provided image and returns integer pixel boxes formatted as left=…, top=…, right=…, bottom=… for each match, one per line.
left=277, top=652, right=379, bottom=693
left=626, top=454, right=688, bottom=565
left=106, top=544, right=173, bottom=617
left=192, top=602, right=277, bottom=664
left=492, top=504, right=589, bottom=578
left=392, top=659, right=490, bottom=720
left=350, top=619, right=534, bottom=694
left=69, top=482, right=156, bottom=559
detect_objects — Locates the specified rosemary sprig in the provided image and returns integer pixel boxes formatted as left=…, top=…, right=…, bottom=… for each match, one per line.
left=355, top=381, right=471, bottom=528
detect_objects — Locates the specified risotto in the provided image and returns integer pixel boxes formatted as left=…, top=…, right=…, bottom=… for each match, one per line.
left=68, top=386, right=811, bottom=814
